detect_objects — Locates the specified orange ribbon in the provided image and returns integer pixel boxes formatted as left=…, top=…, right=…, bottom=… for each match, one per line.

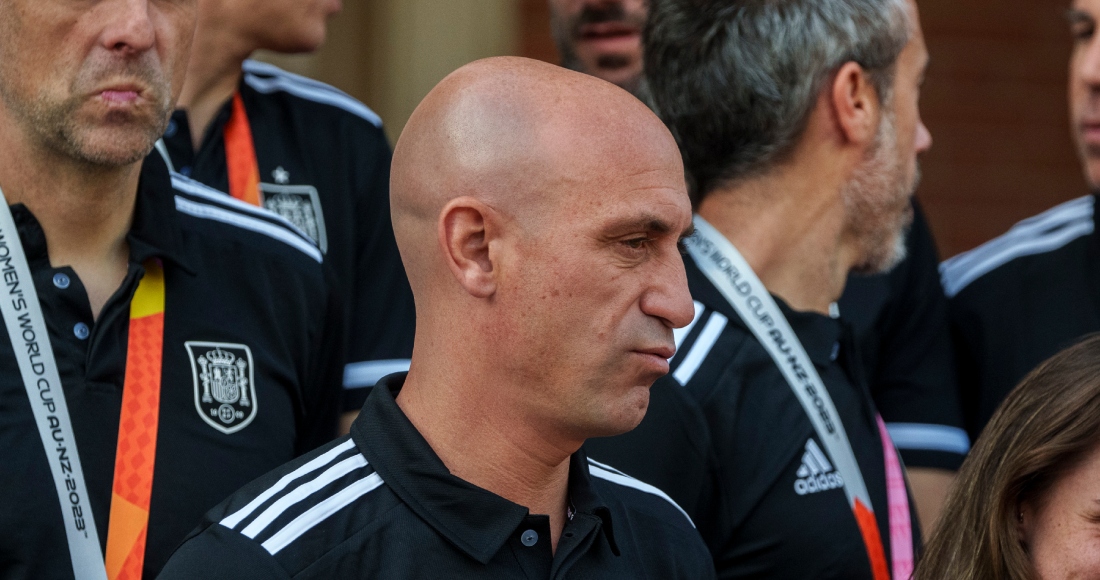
left=224, top=92, right=262, bottom=206
left=104, top=260, right=166, bottom=580
left=854, top=498, right=891, bottom=580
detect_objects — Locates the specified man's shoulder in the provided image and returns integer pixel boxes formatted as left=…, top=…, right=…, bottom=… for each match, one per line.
left=941, top=195, right=1096, bottom=301
left=586, top=457, right=697, bottom=531
left=668, top=293, right=767, bottom=400
left=240, top=60, right=384, bottom=131
left=168, top=170, right=325, bottom=267
left=163, top=436, right=400, bottom=578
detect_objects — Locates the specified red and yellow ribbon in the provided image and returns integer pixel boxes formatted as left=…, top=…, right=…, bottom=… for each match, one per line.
left=104, top=260, right=166, bottom=580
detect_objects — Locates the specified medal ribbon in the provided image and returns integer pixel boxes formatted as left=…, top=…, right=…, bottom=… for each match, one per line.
left=685, top=216, right=897, bottom=580
left=224, top=92, right=261, bottom=206
left=104, top=259, right=166, bottom=580
left=878, top=416, right=914, bottom=579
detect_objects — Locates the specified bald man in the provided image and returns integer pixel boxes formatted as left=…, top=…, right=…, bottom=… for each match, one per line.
left=158, top=57, right=716, bottom=579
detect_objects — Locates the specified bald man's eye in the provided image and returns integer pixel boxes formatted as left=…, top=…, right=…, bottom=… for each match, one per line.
left=615, top=237, right=652, bottom=261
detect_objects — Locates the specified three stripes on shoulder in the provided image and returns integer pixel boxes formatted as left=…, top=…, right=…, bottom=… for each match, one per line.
left=217, top=439, right=695, bottom=558
left=171, top=173, right=323, bottom=263
left=218, top=439, right=380, bottom=556
left=940, top=195, right=1095, bottom=298
left=241, top=59, right=383, bottom=128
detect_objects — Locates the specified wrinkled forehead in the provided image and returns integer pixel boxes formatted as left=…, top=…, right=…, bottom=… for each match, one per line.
left=526, top=123, right=689, bottom=231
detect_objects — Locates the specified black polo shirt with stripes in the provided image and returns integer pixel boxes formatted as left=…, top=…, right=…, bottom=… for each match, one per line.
left=586, top=202, right=968, bottom=545
left=589, top=256, right=920, bottom=579
left=941, top=194, right=1100, bottom=438
left=838, top=200, right=969, bottom=469
left=0, top=154, right=345, bottom=579
left=162, top=59, right=415, bottom=411
left=160, top=373, right=716, bottom=579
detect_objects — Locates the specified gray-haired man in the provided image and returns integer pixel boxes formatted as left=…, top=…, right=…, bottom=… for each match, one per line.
left=636, top=0, right=930, bottom=577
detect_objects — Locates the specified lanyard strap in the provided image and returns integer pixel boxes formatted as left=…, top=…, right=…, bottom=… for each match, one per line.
left=104, top=260, right=166, bottom=580
left=0, top=186, right=108, bottom=580
left=685, top=216, right=891, bottom=580
left=224, top=91, right=261, bottom=206
left=0, top=184, right=168, bottom=580
left=878, top=416, right=913, bottom=579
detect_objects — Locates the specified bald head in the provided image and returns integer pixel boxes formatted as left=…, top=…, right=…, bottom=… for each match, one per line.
left=392, top=55, right=694, bottom=442
left=391, top=56, right=681, bottom=293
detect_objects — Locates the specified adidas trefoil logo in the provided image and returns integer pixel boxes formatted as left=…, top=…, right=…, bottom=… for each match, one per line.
left=794, top=438, right=845, bottom=496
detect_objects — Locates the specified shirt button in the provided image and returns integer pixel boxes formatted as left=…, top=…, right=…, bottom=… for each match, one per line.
left=73, top=323, right=90, bottom=340
left=830, top=342, right=840, bottom=361
left=52, top=273, right=70, bottom=289
left=179, top=166, right=193, bottom=177
left=520, top=529, right=538, bottom=547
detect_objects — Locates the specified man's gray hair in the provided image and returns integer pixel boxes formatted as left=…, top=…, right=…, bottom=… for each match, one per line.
left=645, top=0, right=912, bottom=205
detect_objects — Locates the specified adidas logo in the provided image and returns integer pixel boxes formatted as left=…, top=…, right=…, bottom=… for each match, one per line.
left=794, top=439, right=845, bottom=496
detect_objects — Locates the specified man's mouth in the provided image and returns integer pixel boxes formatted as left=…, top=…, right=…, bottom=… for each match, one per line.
left=579, top=21, right=640, bottom=41
left=95, top=84, right=146, bottom=106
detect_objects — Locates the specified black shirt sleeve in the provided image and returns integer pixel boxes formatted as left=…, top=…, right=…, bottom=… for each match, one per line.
left=340, top=124, right=416, bottom=413
left=297, top=264, right=347, bottom=454
left=158, top=524, right=292, bottom=580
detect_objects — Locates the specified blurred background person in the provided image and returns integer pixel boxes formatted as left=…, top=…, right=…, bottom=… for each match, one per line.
left=942, top=0, right=1100, bottom=441
left=915, top=333, right=1100, bottom=580
left=0, top=0, right=346, bottom=577
left=164, top=0, right=416, bottom=430
left=556, top=0, right=966, bottom=538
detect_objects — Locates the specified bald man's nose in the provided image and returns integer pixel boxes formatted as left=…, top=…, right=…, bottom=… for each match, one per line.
left=641, top=253, right=695, bottom=329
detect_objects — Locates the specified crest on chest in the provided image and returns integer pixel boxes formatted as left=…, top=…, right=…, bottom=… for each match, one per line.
left=185, top=341, right=258, bottom=434
left=259, top=182, right=328, bottom=254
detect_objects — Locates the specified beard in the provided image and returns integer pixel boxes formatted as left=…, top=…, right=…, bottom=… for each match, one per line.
left=0, top=50, right=173, bottom=168
left=843, top=110, right=919, bottom=275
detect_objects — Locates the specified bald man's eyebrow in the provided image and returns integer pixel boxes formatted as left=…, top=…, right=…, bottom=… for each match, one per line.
left=605, top=214, right=676, bottom=236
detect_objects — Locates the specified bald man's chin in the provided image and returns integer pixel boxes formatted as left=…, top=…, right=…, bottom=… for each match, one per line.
left=587, top=386, right=651, bottom=439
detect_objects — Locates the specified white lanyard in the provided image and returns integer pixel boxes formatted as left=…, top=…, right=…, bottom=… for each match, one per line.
left=0, top=185, right=108, bottom=580
left=684, top=215, right=875, bottom=514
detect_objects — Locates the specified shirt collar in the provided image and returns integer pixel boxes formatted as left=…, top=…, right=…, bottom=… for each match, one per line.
left=350, top=373, right=619, bottom=564
left=6, top=152, right=195, bottom=274
left=685, top=255, right=843, bottom=368
left=130, top=152, right=196, bottom=274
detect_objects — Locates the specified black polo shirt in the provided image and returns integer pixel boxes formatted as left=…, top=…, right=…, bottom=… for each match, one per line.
left=0, top=154, right=345, bottom=579
left=159, top=373, right=716, bottom=579
left=840, top=200, right=969, bottom=469
left=594, top=256, right=920, bottom=578
left=585, top=203, right=961, bottom=563
left=162, top=59, right=415, bottom=410
left=941, top=194, right=1099, bottom=438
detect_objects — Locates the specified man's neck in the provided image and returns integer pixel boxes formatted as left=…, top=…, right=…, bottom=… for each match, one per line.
left=176, top=19, right=255, bottom=151
left=697, top=165, right=857, bottom=315
left=396, top=363, right=574, bottom=553
left=0, top=117, right=139, bottom=319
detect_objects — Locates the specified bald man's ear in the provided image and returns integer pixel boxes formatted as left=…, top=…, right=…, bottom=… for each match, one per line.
left=831, top=61, right=880, bottom=147
left=439, top=197, right=498, bottom=298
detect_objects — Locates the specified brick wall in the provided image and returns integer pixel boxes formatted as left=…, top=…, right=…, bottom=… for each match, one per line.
left=518, top=0, right=1086, bottom=257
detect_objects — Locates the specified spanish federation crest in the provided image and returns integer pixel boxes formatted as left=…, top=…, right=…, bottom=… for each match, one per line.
left=259, top=182, right=328, bottom=254
left=185, top=341, right=258, bottom=434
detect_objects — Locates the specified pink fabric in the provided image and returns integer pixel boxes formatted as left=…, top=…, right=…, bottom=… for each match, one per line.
left=877, top=415, right=913, bottom=580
